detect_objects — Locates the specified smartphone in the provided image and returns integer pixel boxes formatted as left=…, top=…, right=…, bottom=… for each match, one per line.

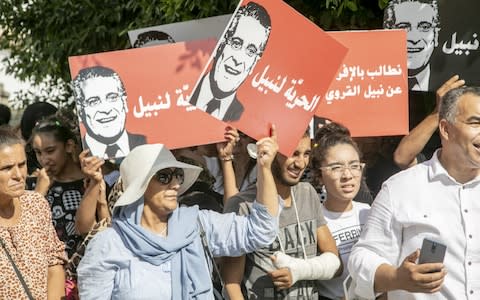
left=418, top=238, right=447, bottom=264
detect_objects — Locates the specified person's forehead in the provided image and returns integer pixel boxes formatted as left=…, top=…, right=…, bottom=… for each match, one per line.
left=0, top=147, right=26, bottom=168
left=394, top=2, right=436, bottom=22
left=324, top=143, right=359, bottom=161
left=32, top=132, right=60, bottom=148
left=290, top=137, right=311, bottom=155
left=456, top=93, right=480, bottom=118
left=233, top=15, right=268, bottom=43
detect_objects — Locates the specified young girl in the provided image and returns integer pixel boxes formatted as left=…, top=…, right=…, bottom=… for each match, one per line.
left=311, top=122, right=371, bottom=300
left=27, top=110, right=85, bottom=259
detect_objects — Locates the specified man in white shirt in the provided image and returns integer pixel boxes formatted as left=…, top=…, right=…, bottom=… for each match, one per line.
left=189, top=2, right=271, bottom=122
left=348, top=86, right=480, bottom=299
left=73, top=66, right=146, bottom=159
left=384, top=0, right=440, bottom=91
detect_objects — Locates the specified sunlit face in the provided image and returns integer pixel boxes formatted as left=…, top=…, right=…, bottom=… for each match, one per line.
left=272, top=136, right=311, bottom=186
left=320, top=143, right=362, bottom=205
left=393, top=2, right=438, bottom=74
left=0, top=144, right=27, bottom=201
left=32, top=133, right=73, bottom=177
left=143, top=168, right=183, bottom=217
left=80, top=76, right=127, bottom=142
left=441, top=93, right=480, bottom=170
left=212, top=16, right=268, bottom=95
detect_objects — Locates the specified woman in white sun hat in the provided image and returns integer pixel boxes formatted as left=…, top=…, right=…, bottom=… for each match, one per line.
left=77, top=126, right=280, bottom=299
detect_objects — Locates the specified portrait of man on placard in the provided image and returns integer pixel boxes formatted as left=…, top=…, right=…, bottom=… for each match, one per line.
left=189, top=1, right=272, bottom=122
left=384, top=0, right=440, bottom=92
left=72, top=66, right=147, bottom=159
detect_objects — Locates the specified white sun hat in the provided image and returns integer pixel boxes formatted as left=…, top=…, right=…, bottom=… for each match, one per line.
left=114, top=143, right=202, bottom=207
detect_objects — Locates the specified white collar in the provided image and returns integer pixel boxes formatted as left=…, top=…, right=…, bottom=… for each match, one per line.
left=85, top=131, right=130, bottom=159
left=410, top=65, right=430, bottom=91
left=196, top=74, right=236, bottom=120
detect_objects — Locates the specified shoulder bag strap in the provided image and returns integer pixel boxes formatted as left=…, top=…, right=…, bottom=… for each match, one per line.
left=197, top=217, right=226, bottom=297
left=0, top=236, right=35, bottom=300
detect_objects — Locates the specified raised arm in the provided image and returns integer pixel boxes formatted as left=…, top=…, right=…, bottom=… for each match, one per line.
left=255, top=124, right=279, bottom=216
left=217, top=126, right=240, bottom=204
left=394, top=75, right=464, bottom=169
left=75, top=150, right=108, bottom=234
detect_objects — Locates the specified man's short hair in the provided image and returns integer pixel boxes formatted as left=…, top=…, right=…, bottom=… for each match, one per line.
left=440, top=86, right=480, bottom=123
left=222, top=1, right=272, bottom=57
left=383, top=0, right=440, bottom=29
left=133, top=30, right=175, bottom=48
left=72, top=66, right=126, bottom=107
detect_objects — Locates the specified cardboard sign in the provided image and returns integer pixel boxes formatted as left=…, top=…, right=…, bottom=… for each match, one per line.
left=188, top=0, right=347, bottom=155
left=128, top=14, right=232, bottom=48
left=69, top=39, right=226, bottom=159
left=383, top=0, right=480, bottom=91
left=316, top=30, right=408, bottom=137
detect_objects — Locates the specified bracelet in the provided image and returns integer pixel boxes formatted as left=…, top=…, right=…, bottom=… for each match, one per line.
left=219, top=154, right=234, bottom=161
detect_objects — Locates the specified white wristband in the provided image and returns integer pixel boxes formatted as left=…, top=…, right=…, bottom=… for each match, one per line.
left=273, top=251, right=340, bottom=284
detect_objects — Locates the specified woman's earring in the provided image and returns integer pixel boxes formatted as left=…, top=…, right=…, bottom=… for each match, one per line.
left=319, top=185, right=327, bottom=203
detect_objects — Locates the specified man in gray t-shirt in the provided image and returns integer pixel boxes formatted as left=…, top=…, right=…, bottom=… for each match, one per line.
left=223, top=134, right=341, bottom=299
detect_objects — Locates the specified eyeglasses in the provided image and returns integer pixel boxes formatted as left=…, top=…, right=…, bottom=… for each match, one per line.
left=153, top=168, right=185, bottom=185
left=393, top=21, right=435, bottom=33
left=83, top=92, right=122, bottom=108
left=226, top=37, right=260, bottom=57
left=319, top=162, right=365, bottom=178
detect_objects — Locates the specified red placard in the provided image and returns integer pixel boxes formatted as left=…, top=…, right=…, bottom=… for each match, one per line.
left=69, top=39, right=227, bottom=158
left=189, top=0, right=348, bottom=155
left=316, top=29, right=409, bottom=137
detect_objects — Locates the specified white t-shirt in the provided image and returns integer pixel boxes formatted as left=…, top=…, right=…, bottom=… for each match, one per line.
left=317, top=201, right=370, bottom=299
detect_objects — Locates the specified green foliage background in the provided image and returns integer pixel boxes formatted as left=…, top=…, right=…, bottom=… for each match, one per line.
left=0, top=0, right=389, bottom=109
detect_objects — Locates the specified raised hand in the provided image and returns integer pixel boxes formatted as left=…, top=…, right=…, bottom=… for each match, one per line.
left=32, top=166, right=51, bottom=196
left=79, top=149, right=104, bottom=183
left=256, top=124, right=278, bottom=169
left=216, top=126, right=239, bottom=161
left=435, top=75, right=465, bottom=112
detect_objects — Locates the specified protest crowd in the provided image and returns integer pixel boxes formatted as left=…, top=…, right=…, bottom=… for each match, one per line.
left=0, top=1, right=479, bottom=300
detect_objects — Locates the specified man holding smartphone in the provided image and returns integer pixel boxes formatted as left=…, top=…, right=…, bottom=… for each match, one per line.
left=348, top=86, right=480, bottom=299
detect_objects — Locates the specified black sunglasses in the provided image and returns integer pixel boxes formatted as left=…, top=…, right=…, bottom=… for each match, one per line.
left=153, top=168, right=185, bottom=185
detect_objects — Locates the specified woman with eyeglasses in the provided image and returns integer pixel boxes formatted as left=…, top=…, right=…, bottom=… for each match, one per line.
left=77, top=127, right=281, bottom=299
left=0, top=127, right=66, bottom=299
left=311, top=122, right=371, bottom=300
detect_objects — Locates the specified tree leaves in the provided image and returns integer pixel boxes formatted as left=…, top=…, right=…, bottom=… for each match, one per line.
left=0, top=0, right=383, bottom=108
